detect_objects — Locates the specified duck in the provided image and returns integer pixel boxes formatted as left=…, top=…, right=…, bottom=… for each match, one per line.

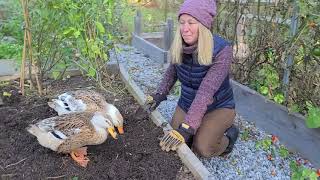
left=27, top=112, right=118, bottom=167
left=47, top=90, right=124, bottom=134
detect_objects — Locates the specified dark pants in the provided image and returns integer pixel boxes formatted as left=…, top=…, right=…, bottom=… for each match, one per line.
left=171, top=106, right=235, bottom=158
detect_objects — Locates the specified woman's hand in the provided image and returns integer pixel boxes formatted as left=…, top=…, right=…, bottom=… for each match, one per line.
left=142, top=93, right=166, bottom=113
left=159, top=123, right=195, bottom=151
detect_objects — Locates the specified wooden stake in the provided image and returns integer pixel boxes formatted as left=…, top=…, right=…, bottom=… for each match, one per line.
left=20, top=0, right=43, bottom=95
left=20, top=29, right=27, bottom=96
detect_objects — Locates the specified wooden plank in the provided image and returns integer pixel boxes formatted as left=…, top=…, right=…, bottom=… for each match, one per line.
left=0, top=60, right=19, bottom=76
left=141, top=32, right=163, bottom=39
left=0, top=69, right=82, bottom=82
left=0, top=74, right=20, bottom=81
left=131, top=33, right=167, bottom=64
left=118, top=64, right=210, bottom=180
left=231, top=80, right=320, bottom=168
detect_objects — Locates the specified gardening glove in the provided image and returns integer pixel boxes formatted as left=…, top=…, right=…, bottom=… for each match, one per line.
left=142, top=93, right=166, bottom=114
left=159, top=123, right=195, bottom=152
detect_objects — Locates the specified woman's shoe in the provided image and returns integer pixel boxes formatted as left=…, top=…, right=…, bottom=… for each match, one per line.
left=220, top=124, right=239, bottom=156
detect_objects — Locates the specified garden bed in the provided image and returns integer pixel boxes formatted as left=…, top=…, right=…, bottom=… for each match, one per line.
left=0, top=76, right=186, bottom=180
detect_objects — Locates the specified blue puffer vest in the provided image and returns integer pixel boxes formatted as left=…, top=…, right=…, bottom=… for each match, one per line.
left=175, top=35, right=235, bottom=113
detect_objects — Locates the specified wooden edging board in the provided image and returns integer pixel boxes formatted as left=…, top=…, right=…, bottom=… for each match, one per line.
left=231, top=80, right=320, bottom=168
left=131, top=33, right=168, bottom=64
left=117, top=63, right=210, bottom=180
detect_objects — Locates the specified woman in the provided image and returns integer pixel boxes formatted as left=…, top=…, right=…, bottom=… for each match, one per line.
left=145, top=0, right=239, bottom=157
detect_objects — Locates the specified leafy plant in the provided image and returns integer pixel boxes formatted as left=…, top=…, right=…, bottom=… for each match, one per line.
left=0, top=43, right=23, bottom=59
left=256, top=137, right=290, bottom=159
left=255, top=138, right=272, bottom=151
left=290, top=160, right=318, bottom=180
left=305, top=101, right=320, bottom=128
left=289, top=103, right=301, bottom=113
left=241, top=128, right=250, bottom=141
left=274, top=93, right=285, bottom=104
left=252, top=49, right=285, bottom=104
left=278, top=145, right=289, bottom=159
left=25, top=0, right=128, bottom=86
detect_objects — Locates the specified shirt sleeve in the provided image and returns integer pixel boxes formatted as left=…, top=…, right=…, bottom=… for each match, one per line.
left=155, top=63, right=178, bottom=100
left=184, top=46, right=233, bottom=131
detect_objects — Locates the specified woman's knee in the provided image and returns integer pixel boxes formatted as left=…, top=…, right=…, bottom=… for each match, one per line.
left=170, top=105, right=186, bottom=129
left=193, top=141, right=221, bottom=158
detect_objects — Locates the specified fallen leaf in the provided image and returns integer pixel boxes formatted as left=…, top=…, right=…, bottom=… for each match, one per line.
left=267, top=154, right=273, bottom=161
left=296, top=159, right=302, bottom=166
left=271, top=135, right=279, bottom=144
left=3, top=91, right=12, bottom=97
left=308, top=21, right=317, bottom=28
left=271, top=169, right=276, bottom=176
left=316, top=169, right=320, bottom=177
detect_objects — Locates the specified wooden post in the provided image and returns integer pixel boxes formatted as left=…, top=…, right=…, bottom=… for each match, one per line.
left=164, top=0, right=168, bottom=22
left=234, top=13, right=250, bottom=59
left=282, top=0, right=298, bottom=104
left=134, top=10, right=142, bottom=35
left=163, top=18, right=174, bottom=63
left=164, top=18, right=173, bottom=51
left=20, top=29, right=27, bottom=96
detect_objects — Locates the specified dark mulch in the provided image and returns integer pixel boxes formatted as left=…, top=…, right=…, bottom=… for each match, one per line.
left=0, top=76, right=182, bottom=180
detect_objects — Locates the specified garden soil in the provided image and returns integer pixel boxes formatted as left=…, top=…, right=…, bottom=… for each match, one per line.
left=0, top=76, right=192, bottom=180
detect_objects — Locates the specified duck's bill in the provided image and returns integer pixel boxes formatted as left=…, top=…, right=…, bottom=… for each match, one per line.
left=107, top=127, right=118, bottom=139
left=117, top=126, right=124, bottom=134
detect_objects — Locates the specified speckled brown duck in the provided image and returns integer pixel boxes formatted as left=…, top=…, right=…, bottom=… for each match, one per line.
left=48, top=90, right=124, bottom=134
left=27, top=112, right=118, bottom=167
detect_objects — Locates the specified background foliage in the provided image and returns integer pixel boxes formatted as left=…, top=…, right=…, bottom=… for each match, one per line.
left=0, top=0, right=319, bottom=126
left=127, top=0, right=320, bottom=127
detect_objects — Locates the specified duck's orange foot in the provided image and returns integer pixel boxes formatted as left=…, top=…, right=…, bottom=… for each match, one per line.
left=70, top=147, right=90, bottom=167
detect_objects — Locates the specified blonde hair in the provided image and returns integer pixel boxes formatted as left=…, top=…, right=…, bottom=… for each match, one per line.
left=170, top=23, right=213, bottom=65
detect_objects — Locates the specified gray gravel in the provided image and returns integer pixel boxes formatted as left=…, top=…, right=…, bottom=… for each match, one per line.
left=110, top=45, right=316, bottom=180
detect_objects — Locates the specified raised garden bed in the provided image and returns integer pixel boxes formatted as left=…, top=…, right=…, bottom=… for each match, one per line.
left=0, top=76, right=188, bottom=180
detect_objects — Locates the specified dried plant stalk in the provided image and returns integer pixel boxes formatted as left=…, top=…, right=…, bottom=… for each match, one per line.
left=20, top=0, right=42, bottom=95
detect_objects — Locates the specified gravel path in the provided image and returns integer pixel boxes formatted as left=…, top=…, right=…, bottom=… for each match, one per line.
left=110, top=45, right=317, bottom=180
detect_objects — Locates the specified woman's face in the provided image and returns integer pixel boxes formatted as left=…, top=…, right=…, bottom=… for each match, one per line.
left=179, top=14, right=199, bottom=45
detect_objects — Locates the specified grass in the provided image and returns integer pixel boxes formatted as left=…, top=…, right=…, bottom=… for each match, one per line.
left=121, top=6, right=178, bottom=34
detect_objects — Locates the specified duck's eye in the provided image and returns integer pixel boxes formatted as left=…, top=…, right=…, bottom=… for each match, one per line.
left=60, top=96, right=66, bottom=101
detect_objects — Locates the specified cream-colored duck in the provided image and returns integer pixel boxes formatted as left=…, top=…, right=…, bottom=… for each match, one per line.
left=27, top=112, right=118, bottom=167
left=48, top=90, right=124, bottom=134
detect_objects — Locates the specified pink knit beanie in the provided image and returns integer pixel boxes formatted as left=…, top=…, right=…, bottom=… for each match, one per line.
left=178, top=0, right=217, bottom=29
